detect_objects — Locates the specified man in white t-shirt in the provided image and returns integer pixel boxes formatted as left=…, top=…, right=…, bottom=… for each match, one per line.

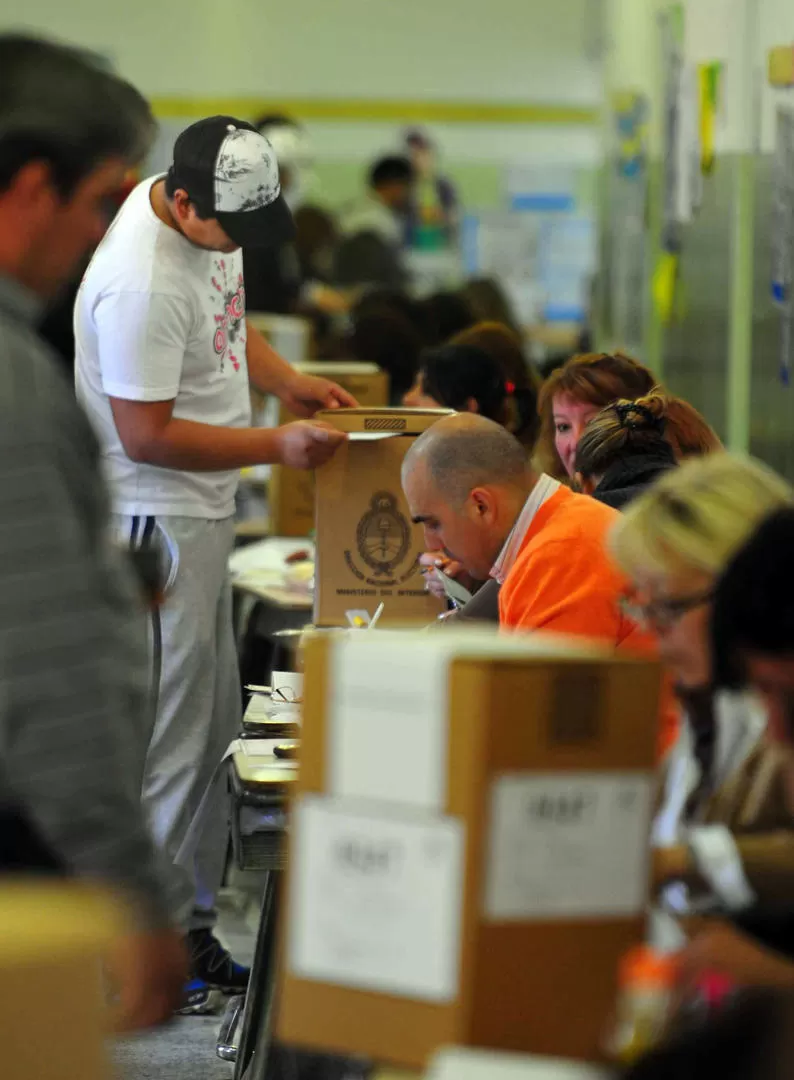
left=75, top=116, right=354, bottom=1014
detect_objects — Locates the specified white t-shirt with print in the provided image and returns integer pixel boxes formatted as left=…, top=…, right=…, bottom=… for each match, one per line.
left=75, top=177, right=252, bottom=519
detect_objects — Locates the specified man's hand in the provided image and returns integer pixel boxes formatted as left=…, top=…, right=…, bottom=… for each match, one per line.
left=276, top=421, right=348, bottom=469
left=108, top=927, right=188, bottom=1031
left=678, top=922, right=794, bottom=992
left=280, top=372, right=358, bottom=418
left=419, top=553, right=473, bottom=601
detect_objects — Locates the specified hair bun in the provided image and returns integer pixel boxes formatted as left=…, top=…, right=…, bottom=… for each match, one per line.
left=614, top=400, right=666, bottom=433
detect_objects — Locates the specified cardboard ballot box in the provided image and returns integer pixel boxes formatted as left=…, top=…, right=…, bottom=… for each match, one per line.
left=276, top=630, right=661, bottom=1068
left=269, top=365, right=390, bottom=538
left=313, top=408, right=451, bottom=627
left=0, top=883, right=125, bottom=1080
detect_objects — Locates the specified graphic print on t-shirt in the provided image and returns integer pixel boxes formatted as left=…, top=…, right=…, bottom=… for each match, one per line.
left=211, top=257, right=246, bottom=372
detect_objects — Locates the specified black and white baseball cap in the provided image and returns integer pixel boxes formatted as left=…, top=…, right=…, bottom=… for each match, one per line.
left=168, top=115, right=295, bottom=249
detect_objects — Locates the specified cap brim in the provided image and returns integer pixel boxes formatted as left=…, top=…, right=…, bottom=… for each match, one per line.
left=216, top=190, right=296, bottom=250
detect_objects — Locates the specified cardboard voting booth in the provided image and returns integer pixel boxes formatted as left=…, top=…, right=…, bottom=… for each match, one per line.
left=313, top=408, right=450, bottom=627
left=270, top=366, right=390, bottom=537
left=276, top=629, right=661, bottom=1068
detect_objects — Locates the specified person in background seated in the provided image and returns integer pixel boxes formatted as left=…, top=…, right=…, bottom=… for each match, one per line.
left=609, top=455, right=794, bottom=952
left=403, top=343, right=538, bottom=449
left=575, top=393, right=677, bottom=509
left=244, top=115, right=351, bottom=319
left=418, top=289, right=475, bottom=344
left=450, top=321, right=541, bottom=450
left=347, top=289, right=426, bottom=404
left=576, top=391, right=721, bottom=510
left=537, top=351, right=658, bottom=480
left=335, top=156, right=414, bottom=290
left=459, top=277, right=523, bottom=338
left=402, top=413, right=677, bottom=748
left=662, top=396, right=722, bottom=458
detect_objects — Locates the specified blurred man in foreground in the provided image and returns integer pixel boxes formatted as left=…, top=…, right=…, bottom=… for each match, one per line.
left=0, top=33, right=185, bottom=1026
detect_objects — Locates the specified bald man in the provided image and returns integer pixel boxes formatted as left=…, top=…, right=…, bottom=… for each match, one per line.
left=402, top=414, right=655, bottom=646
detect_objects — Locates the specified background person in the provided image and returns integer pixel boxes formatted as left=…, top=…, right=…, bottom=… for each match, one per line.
left=537, top=351, right=657, bottom=479
left=609, top=455, right=794, bottom=952
left=75, top=115, right=354, bottom=1013
left=346, top=288, right=427, bottom=403
left=243, top=115, right=351, bottom=320
left=403, top=342, right=538, bottom=448
left=451, top=321, right=541, bottom=450
left=459, top=277, right=523, bottom=338
left=335, top=155, right=414, bottom=289
left=575, top=391, right=720, bottom=509
left=0, top=32, right=186, bottom=1029
left=403, top=127, right=458, bottom=246
left=242, top=114, right=308, bottom=316
left=574, top=394, right=678, bottom=509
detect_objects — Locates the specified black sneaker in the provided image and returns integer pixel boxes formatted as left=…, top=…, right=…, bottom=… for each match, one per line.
left=176, top=977, right=223, bottom=1016
left=187, top=928, right=251, bottom=993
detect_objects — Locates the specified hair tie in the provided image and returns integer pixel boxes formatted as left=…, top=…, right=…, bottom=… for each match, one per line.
left=614, top=401, right=665, bottom=433
left=505, top=381, right=515, bottom=396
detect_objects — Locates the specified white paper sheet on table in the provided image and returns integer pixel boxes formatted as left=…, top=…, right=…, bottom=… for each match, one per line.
left=483, top=771, right=653, bottom=920
left=288, top=796, right=465, bottom=1001
left=243, top=694, right=301, bottom=726
left=228, top=537, right=315, bottom=577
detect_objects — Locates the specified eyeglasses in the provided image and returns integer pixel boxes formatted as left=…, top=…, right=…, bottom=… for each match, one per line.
left=619, top=587, right=714, bottom=632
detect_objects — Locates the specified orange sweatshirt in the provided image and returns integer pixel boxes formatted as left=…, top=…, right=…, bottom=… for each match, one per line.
left=499, top=486, right=678, bottom=753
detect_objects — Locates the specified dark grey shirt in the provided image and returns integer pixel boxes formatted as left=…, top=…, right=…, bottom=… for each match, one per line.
left=0, top=274, right=172, bottom=928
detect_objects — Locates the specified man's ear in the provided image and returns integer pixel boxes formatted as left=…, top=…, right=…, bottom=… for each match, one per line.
left=170, top=188, right=192, bottom=224
left=6, top=160, right=58, bottom=212
left=469, top=486, right=495, bottom=520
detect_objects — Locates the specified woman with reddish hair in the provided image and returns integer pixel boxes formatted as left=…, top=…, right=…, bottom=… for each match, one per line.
left=537, top=351, right=657, bottom=478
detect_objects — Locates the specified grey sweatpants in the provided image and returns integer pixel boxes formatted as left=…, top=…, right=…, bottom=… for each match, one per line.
left=116, top=514, right=241, bottom=932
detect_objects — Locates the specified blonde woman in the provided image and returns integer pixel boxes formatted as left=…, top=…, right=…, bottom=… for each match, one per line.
left=610, top=454, right=794, bottom=946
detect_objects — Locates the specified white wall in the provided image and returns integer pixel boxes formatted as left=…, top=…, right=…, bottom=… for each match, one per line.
left=604, top=0, right=760, bottom=156
left=684, top=0, right=757, bottom=155
left=13, top=0, right=602, bottom=103
left=759, top=0, right=794, bottom=153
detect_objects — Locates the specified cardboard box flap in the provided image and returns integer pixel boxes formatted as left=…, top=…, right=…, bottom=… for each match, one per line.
left=317, top=407, right=454, bottom=436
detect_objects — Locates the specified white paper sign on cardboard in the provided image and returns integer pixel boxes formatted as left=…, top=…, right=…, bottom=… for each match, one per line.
left=288, top=796, right=465, bottom=1002
left=328, top=630, right=609, bottom=814
left=329, top=638, right=450, bottom=810
left=484, top=771, right=653, bottom=920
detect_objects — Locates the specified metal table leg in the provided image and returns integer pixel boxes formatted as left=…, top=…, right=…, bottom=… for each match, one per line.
left=234, top=869, right=280, bottom=1080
